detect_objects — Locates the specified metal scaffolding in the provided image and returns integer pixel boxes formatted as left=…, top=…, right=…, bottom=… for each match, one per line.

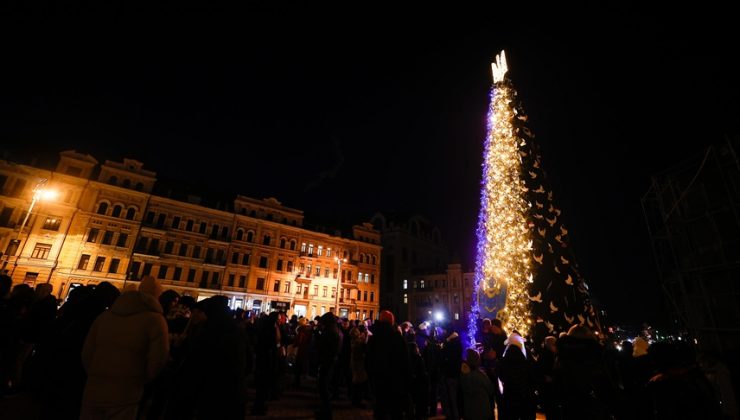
left=642, top=137, right=740, bottom=353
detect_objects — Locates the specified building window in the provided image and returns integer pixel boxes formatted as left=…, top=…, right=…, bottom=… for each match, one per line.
left=276, top=259, right=283, bottom=271
left=158, top=265, right=168, bottom=279
left=192, top=246, right=201, bottom=259
left=31, top=243, right=51, bottom=259
left=116, top=233, right=128, bottom=247
left=145, top=211, right=155, bottom=224
left=356, top=290, right=362, bottom=300
left=284, top=282, right=291, bottom=293
left=199, top=222, right=206, bottom=234
left=363, top=291, right=368, bottom=301
left=325, top=267, right=330, bottom=278
left=322, top=286, right=328, bottom=297
left=129, top=261, right=141, bottom=279
left=87, top=228, right=100, bottom=243
left=326, top=248, right=332, bottom=257
left=231, top=252, right=240, bottom=264
left=186, top=219, right=194, bottom=231
left=239, top=275, right=246, bottom=288
left=200, top=271, right=209, bottom=286
left=77, top=254, right=90, bottom=270
left=173, top=267, right=182, bottom=281
left=314, top=285, right=319, bottom=295
left=221, top=227, right=229, bottom=240
left=93, top=256, right=106, bottom=272
left=164, top=241, right=174, bottom=254
left=315, top=266, right=320, bottom=277
left=358, top=272, right=363, bottom=282
left=290, top=240, right=297, bottom=251
left=242, top=253, right=251, bottom=265
left=236, top=229, right=244, bottom=241
left=317, top=246, right=323, bottom=256
left=455, top=313, right=460, bottom=320
left=171, top=216, right=181, bottom=229
left=228, top=274, right=235, bottom=287
left=252, top=277, right=263, bottom=290
left=308, top=244, right=314, bottom=256
left=156, top=214, right=166, bottom=229
left=280, top=238, right=286, bottom=249
left=143, top=263, right=152, bottom=275
left=96, top=202, right=108, bottom=215
left=301, top=242, right=307, bottom=253
left=188, top=268, right=196, bottom=282
left=111, top=205, right=122, bottom=218
left=296, top=284, right=302, bottom=294
left=263, top=235, right=270, bottom=246
left=453, top=294, right=459, bottom=304
left=259, top=256, right=268, bottom=269
left=273, top=280, right=281, bottom=292
left=125, top=207, right=136, bottom=220
left=287, top=261, right=294, bottom=272
left=42, top=216, right=61, bottom=231
left=101, top=231, right=113, bottom=245
left=108, top=258, right=120, bottom=273
left=364, top=273, right=369, bottom=283
left=420, top=280, right=425, bottom=289
left=246, top=231, right=254, bottom=242
left=403, top=293, right=408, bottom=304
left=370, top=291, right=375, bottom=302
left=178, top=244, right=188, bottom=257
left=370, top=274, right=375, bottom=284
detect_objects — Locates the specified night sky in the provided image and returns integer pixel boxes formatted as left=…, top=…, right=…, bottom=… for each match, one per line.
left=2, top=5, right=738, bottom=327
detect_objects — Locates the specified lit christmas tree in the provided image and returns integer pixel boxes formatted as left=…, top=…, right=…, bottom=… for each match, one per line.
left=468, top=51, right=598, bottom=345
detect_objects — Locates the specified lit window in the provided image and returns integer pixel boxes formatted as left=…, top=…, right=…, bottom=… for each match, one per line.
left=308, top=244, right=314, bottom=255
left=420, top=280, right=425, bottom=289
left=317, top=246, right=323, bottom=256
left=284, top=281, right=291, bottom=293
left=42, top=216, right=61, bottom=231
left=301, top=242, right=307, bottom=253
left=358, top=272, right=363, bottom=281
left=326, top=248, right=332, bottom=257
left=403, top=293, right=408, bottom=304
left=455, top=313, right=460, bottom=320
left=364, top=273, right=369, bottom=283
left=403, top=279, right=408, bottom=289
left=31, top=243, right=51, bottom=259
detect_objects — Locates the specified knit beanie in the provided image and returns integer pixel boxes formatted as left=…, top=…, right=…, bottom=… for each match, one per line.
left=378, top=310, right=395, bottom=325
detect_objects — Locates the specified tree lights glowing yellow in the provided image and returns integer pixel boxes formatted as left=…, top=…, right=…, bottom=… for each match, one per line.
left=471, top=50, right=533, bottom=338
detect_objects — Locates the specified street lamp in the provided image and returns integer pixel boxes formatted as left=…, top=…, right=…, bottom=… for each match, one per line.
left=334, top=253, right=347, bottom=316
left=9, top=179, right=58, bottom=276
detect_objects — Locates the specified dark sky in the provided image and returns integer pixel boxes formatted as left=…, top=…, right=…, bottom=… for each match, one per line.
left=1, top=4, right=738, bottom=326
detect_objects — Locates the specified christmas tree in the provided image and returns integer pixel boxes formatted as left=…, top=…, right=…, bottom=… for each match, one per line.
left=468, top=51, right=598, bottom=345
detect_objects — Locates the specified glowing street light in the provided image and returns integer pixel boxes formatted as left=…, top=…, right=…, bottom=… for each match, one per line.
left=10, top=179, right=58, bottom=276
left=334, top=253, right=347, bottom=316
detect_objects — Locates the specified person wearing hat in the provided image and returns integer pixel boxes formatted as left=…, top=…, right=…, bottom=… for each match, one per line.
left=460, top=348, right=495, bottom=420
left=366, top=310, right=410, bottom=419
left=80, top=275, right=169, bottom=420
left=499, top=332, right=536, bottom=420
left=316, top=312, right=342, bottom=419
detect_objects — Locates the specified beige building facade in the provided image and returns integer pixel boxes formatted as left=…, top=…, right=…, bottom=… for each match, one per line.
left=0, top=151, right=381, bottom=319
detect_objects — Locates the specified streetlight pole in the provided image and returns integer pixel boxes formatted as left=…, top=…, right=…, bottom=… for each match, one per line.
left=9, top=179, right=57, bottom=277
left=334, top=253, right=347, bottom=316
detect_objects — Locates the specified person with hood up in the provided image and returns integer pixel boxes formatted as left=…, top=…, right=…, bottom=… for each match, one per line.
left=80, top=276, right=169, bottom=420
left=499, top=332, right=536, bottom=420
left=460, top=348, right=495, bottom=420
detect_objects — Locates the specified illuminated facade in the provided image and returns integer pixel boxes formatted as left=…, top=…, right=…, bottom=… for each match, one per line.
left=408, top=263, right=473, bottom=329
left=0, top=151, right=381, bottom=319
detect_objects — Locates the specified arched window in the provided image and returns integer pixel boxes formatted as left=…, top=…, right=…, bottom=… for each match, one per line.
left=122, top=179, right=131, bottom=188
left=263, top=235, right=270, bottom=246
left=96, top=202, right=109, bottom=215
left=111, top=205, right=122, bottom=218
left=280, top=238, right=286, bottom=249
left=125, top=207, right=136, bottom=220
left=246, top=230, right=254, bottom=243
left=236, top=229, right=244, bottom=241
left=108, top=176, right=118, bottom=185
left=135, top=182, right=144, bottom=191
left=371, top=255, right=376, bottom=265
left=290, top=240, right=297, bottom=251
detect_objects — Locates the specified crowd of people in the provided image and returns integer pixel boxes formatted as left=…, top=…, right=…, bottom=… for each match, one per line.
left=0, top=273, right=737, bottom=419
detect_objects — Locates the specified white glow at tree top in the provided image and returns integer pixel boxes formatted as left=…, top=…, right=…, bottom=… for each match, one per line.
left=491, top=50, right=508, bottom=83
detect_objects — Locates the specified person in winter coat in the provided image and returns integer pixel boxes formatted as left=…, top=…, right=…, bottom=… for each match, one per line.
left=460, top=348, right=495, bottom=420
left=366, top=310, right=410, bottom=419
left=350, top=324, right=369, bottom=407
left=408, top=342, right=430, bottom=419
left=80, top=276, right=169, bottom=420
left=440, top=330, right=463, bottom=420
left=499, top=333, right=536, bottom=420
left=317, top=312, right=343, bottom=420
